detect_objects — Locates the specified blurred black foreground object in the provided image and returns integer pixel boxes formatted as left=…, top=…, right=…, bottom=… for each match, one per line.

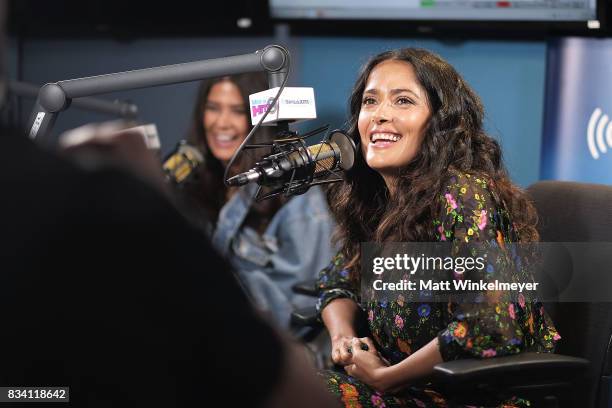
left=0, top=128, right=282, bottom=407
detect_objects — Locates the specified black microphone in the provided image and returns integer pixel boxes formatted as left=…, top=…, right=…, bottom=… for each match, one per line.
left=226, top=130, right=356, bottom=192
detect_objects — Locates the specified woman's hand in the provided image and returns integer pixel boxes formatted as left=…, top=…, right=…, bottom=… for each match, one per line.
left=344, top=338, right=397, bottom=393
left=331, top=335, right=379, bottom=366
left=330, top=335, right=356, bottom=366
left=322, top=298, right=361, bottom=365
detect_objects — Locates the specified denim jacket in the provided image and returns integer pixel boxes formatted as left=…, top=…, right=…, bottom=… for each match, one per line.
left=210, top=183, right=336, bottom=328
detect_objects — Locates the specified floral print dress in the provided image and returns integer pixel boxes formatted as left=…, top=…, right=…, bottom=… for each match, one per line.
left=316, top=173, right=560, bottom=408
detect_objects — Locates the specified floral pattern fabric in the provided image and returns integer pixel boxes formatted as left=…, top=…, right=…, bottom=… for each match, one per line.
left=317, top=172, right=560, bottom=408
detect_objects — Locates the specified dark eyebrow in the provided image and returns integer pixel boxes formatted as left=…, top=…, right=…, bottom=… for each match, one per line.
left=390, top=88, right=420, bottom=99
left=363, top=88, right=421, bottom=99
left=205, top=101, right=245, bottom=109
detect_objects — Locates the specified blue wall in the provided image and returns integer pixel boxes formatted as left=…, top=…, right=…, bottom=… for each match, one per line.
left=11, top=35, right=547, bottom=186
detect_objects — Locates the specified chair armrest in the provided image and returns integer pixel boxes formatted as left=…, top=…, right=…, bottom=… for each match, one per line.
left=291, top=306, right=320, bottom=328
left=433, top=352, right=588, bottom=388
left=291, top=279, right=319, bottom=297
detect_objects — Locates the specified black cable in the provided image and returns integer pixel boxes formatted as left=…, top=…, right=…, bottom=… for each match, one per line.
left=222, top=56, right=291, bottom=186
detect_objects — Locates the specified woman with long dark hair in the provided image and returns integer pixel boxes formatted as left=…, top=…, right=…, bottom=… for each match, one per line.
left=316, top=49, right=560, bottom=407
left=179, top=72, right=336, bottom=328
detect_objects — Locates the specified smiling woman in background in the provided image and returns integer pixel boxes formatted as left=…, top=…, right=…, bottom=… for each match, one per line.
left=179, top=72, right=336, bottom=328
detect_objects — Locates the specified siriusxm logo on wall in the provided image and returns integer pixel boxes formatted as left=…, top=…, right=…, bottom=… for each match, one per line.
left=541, top=38, right=612, bottom=184
left=587, top=108, right=612, bottom=160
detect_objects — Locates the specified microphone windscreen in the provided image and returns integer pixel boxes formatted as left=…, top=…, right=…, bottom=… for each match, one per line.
left=308, top=142, right=337, bottom=176
left=330, top=130, right=356, bottom=171
left=305, top=130, right=356, bottom=179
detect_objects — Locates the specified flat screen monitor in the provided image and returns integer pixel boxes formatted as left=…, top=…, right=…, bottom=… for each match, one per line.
left=270, top=0, right=606, bottom=35
left=270, top=0, right=597, bottom=22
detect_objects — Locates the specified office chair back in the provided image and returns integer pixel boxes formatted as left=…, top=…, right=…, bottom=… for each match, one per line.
left=528, top=180, right=612, bottom=408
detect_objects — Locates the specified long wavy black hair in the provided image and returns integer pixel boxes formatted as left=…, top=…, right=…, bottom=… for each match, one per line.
left=330, top=48, right=538, bottom=274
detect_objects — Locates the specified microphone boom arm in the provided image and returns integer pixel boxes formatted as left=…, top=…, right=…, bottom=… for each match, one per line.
left=26, top=45, right=290, bottom=143
left=9, top=81, right=139, bottom=119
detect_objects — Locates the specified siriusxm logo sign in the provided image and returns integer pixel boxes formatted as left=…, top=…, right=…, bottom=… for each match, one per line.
left=586, top=107, right=612, bottom=160
left=249, top=87, right=316, bottom=125
left=251, top=97, right=312, bottom=117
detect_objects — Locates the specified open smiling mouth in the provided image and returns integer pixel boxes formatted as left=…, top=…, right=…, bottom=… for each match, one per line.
left=214, top=134, right=240, bottom=145
left=370, top=133, right=402, bottom=145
